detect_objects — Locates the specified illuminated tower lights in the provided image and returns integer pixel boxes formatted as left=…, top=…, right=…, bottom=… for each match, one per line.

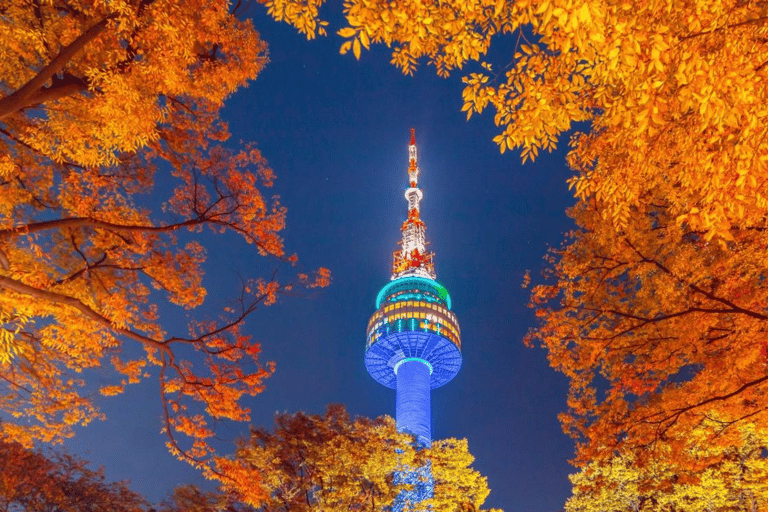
left=364, top=129, right=462, bottom=508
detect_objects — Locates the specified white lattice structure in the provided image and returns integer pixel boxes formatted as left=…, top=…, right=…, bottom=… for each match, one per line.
left=392, top=129, right=435, bottom=280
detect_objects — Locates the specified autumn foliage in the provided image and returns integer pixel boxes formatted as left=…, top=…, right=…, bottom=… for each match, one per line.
left=566, top=423, right=768, bottom=512
left=214, top=405, right=501, bottom=512
left=0, top=438, right=147, bottom=512
left=330, top=0, right=768, bottom=242
left=0, top=0, right=329, bottom=468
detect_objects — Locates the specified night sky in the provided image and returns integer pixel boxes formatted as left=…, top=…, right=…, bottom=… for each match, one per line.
left=62, top=6, right=579, bottom=512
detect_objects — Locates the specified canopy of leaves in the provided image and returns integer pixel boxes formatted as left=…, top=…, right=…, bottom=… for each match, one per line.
left=0, top=0, right=330, bottom=469
left=0, top=437, right=148, bottom=512
left=526, top=198, right=768, bottom=472
left=566, top=423, right=768, bottom=512
left=0, top=0, right=266, bottom=168
left=213, top=405, right=502, bottom=512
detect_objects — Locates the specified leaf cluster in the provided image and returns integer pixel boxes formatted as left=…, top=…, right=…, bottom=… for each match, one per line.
left=213, top=405, right=501, bottom=512
left=329, top=0, right=768, bottom=241
left=566, top=423, right=768, bottom=512
left=0, top=0, right=330, bottom=469
left=528, top=198, right=768, bottom=476
left=0, top=437, right=148, bottom=512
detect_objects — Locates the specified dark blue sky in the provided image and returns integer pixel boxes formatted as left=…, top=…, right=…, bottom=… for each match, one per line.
left=64, top=6, right=577, bottom=512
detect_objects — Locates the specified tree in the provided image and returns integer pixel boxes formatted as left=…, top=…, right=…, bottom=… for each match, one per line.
left=0, top=0, right=330, bottom=468
left=566, top=423, right=768, bottom=512
left=0, top=437, right=148, bottom=512
left=213, top=405, right=501, bottom=512
left=159, top=485, right=250, bottom=512
left=0, top=0, right=266, bottom=168
left=525, top=197, right=768, bottom=472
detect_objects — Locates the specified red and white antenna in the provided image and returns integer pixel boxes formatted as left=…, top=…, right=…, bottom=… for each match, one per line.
left=392, top=129, right=435, bottom=280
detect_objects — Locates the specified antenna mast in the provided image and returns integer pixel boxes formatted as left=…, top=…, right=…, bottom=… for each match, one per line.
left=392, top=128, right=435, bottom=280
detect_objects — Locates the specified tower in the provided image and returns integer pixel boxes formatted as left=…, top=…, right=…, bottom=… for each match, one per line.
left=365, top=129, right=462, bottom=449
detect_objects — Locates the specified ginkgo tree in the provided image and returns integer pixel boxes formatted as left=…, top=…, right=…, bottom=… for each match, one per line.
left=0, top=0, right=329, bottom=470
left=566, top=423, right=768, bottom=512
left=213, top=405, right=502, bottom=512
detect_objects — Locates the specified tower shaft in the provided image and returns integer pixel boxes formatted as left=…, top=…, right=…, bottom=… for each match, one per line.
left=395, top=359, right=432, bottom=445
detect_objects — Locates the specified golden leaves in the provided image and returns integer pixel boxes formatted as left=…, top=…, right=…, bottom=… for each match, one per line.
left=215, top=406, right=502, bottom=512
left=527, top=196, right=768, bottom=478
left=263, top=0, right=329, bottom=39
left=333, top=0, right=508, bottom=77
left=0, top=440, right=149, bottom=511
left=0, top=0, right=330, bottom=470
left=2, top=0, right=268, bottom=168
left=566, top=424, right=768, bottom=512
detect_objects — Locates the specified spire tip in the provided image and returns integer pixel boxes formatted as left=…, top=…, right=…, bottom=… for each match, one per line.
left=410, top=128, right=416, bottom=146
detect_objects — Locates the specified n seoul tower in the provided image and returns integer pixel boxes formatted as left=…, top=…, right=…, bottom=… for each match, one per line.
left=365, top=129, right=462, bottom=448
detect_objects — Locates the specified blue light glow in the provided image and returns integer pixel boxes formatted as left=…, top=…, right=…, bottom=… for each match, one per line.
left=364, top=331, right=462, bottom=389
left=393, top=357, right=434, bottom=375
left=392, top=462, right=434, bottom=512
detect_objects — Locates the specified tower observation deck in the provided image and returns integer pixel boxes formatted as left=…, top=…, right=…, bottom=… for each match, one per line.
left=365, top=129, right=462, bottom=448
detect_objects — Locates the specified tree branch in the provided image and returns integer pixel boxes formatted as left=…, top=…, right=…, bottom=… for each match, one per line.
left=0, top=14, right=115, bottom=120
left=0, top=275, right=168, bottom=353
left=624, top=239, right=768, bottom=320
left=0, top=216, right=207, bottom=241
left=26, top=75, right=89, bottom=105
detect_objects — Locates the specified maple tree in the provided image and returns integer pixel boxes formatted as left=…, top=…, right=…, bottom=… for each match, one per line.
left=0, top=0, right=330, bottom=468
left=525, top=197, right=768, bottom=472
left=213, top=405, right=501, bottom=512
left=0, top=437, right=148, bottom=512
left=566, top=423, right=768, bottom=512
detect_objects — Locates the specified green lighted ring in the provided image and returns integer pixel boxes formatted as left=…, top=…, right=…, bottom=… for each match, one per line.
left=393, top=357, right=434, bottom=375
left=376, top=276, right=452, bottom=310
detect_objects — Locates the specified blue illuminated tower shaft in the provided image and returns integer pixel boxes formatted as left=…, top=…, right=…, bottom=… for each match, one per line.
left=365, top=276, right=461, bottom=446
left=396, top=359, right=431, bottom=443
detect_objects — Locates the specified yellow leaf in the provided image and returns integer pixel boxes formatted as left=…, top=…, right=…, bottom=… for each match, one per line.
left=353, top=38, right=361, bottom=59
left=577, top=3, right=591, bottom=23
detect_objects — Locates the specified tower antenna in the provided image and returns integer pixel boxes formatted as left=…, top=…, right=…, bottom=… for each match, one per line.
left=392, top=128, right=435, bottom=280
